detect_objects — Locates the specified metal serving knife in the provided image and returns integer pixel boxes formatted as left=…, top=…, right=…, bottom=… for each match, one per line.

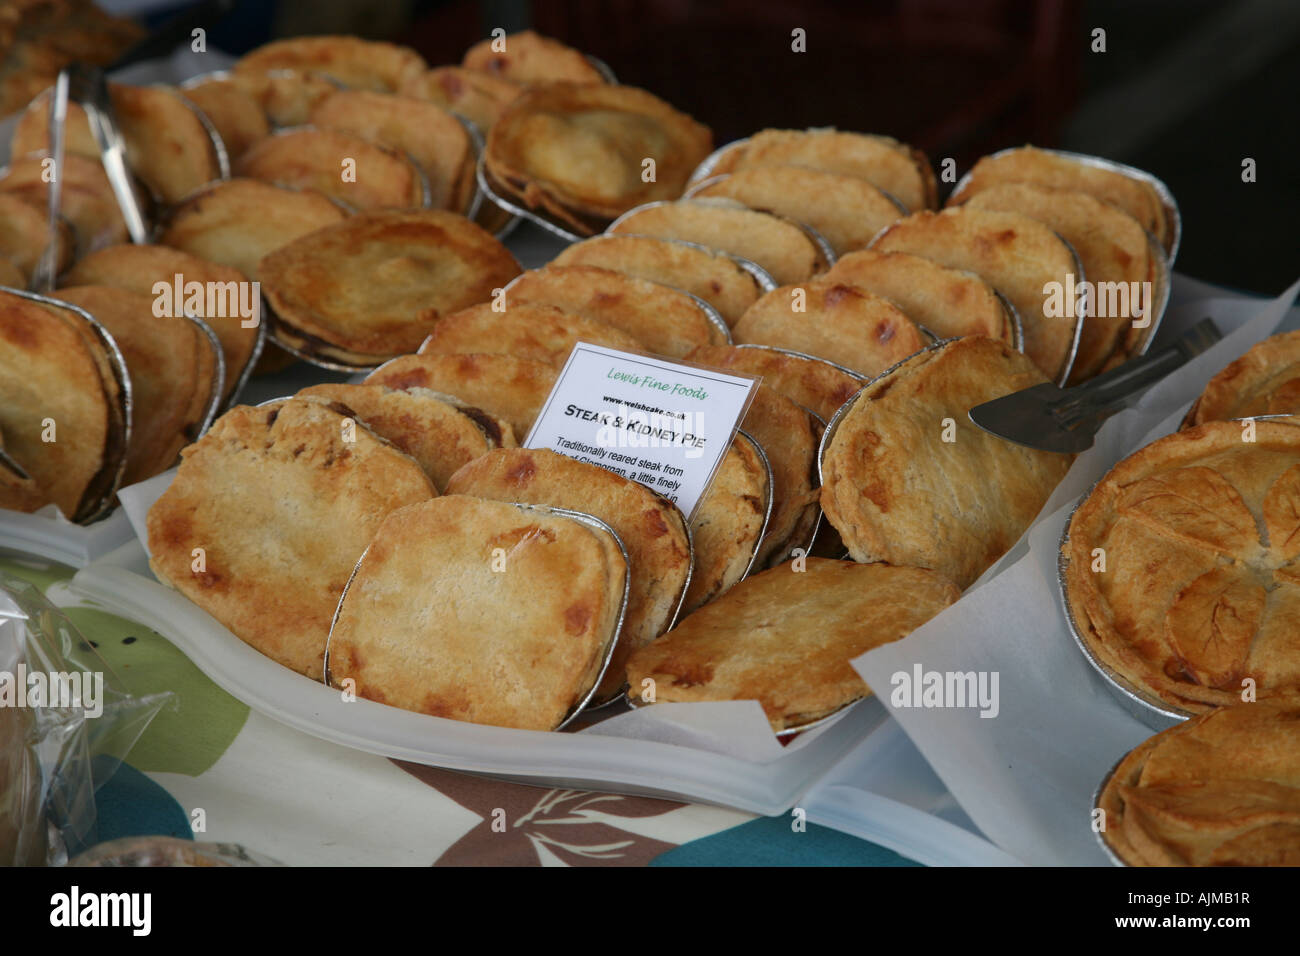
left=968, top=318, right=1223, bottom=453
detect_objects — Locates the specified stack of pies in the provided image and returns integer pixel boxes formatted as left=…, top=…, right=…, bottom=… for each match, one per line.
left=0, top=289, right=128, bottom=521
left=484, top=83, right=713, bottom=236
left=1063, top=417, right=1300, bottom=714
left=1183, top=330, right=1300, bottom=426
left=1096, top=698, right=1300, bottom=866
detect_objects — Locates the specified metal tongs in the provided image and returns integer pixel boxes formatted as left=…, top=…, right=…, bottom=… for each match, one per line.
left=969, top=318, right=1223, bottom=453
left=30, top=64, right=149, bottom=292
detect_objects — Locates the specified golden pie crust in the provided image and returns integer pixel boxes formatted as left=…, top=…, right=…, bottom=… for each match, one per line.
left=733, top=279, right=928, bottom=378
left=485, top=82, right=712, bottom=234
left=235, top=128, right=425, bottom=211
left=1064, top=418, right=1300, bottom=712
left=445, top=447, right=691, bottom=702
left=12, top=84, right=222, bottom=204
left=463, top=30, right=607, bottom=86
left=62, top=243, right=261, bottom=404
left=872, top=207, right=1080, bottom=382
left=627, top=559, right=960, bottom=731
left=56, top=286, right=217, bottom=486
left=739, top=384, right=820, bottom=568
left=1184, top=331, right=1300, bottom=427
left=685, top=344, right=863, bottom=424
left=258, top=209, right=520, bottom=362
left=822, top=336, right=1072, bottom=589
left=308, top=90, right=475, bottom=211
left=0, top=258, right=24, bottom=289
left=0, top=291, right=121, bottom=519
left=682, top=432, right=770, bottom=614
left=952, top=146, right=1170, bottom=252
left=715, top=128, right=938, bottom=213
left=147, top=398, right=436, bottom=678
left=1097, top=697, right=1300, bottom=866
left=160, top=178, right=348, bottom=282
left=364, top=352, right=555, bottom=440
left=326, top=495, right=626, bottom=730
left=178, top=76, right=270, bottom=162
left=505, top=265, right=728, bottom=357
left=608, top=198, right=827, bottom=286
left=234, top=35, right=427, bottom=93
left=0, top=191, right=72, bottom=282
left=225, top=69, right=338, bottom=129
left=419, top=301, right=644, bottom=367
left=823, top=249, right=1015, bottom=346
left=399, top=66, right=522, bottom=133
left=296, top=383, right=513, bottom=491
left=693, top=164, right=905, bottom=255
left=961, top=182, right=1154, bottom=383
left=551, top=234, right=762, bottom=325
left=0, top=152, right=130, bottom=257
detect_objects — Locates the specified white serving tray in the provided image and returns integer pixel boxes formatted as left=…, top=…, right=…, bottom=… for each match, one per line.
left=70, top=538, right=1012, bottom=864
left=0, top=508, right=136, bottom=568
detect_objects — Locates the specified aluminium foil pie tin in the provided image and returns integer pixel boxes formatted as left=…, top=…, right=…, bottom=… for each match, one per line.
left=1091, top=753, right=1131, bottom=866
left=1056, top=486, right=1193, bottom=731
left=323, top=501, right=633, bottom=732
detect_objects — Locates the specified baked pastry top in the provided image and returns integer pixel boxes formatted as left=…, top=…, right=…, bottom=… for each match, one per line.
left=732, top=278, right=928, bottom=378
left=551, top=234, right=762, bottom=325
left=235, top=35, right=428, bottom=93
left=419, top=301, right=643, bottom=367
left=62, top=243, right=261, bottom=403
left=178, top=76, right=270, bottom=162
left=236, top=128, right=426, bottom=211
left=0, top=192, right=72, bottom=281
left=1097, top=697, right=1300, bottom=866
left=445, top=447, right=691, bottom=702
left=741, top=384, right=820, bottom=568
left=692, top=164, right=905, bottom=255
left=824, top=249, right=1014, bottom=346
left=486, top=83, right=711, bottom=233
left=685, top=344, right=863, bottom=424
left=296, top=383, right=514, bottom=491
left=0, top=291, right=122, bottom=519
left=953, top=145, right=1170, bottom=252
left=326, top=495, right=627, bottom=731
left=1063, top=418, right=1300, bottom=712
left=961, top=182, right=1154, bottom=383
left=146, top=398, right=436, bottom=678
left=505, top=265, right=728, bottom=357
left=160, top=178, right=347, bottom=282
left=0, top=152, right=129, bottom=258
left=714, top=128, right=937, bottom=213
left=681, top=432, right=770, bottom=613
left=56, top=285, right=218, bottom=486
left=609, top=199, right=827, bottom=286
left=872, top=206, right=1080, bottom=382
left=627, top=559, right=960, bottom=731
left=462, top=30, right=607, bottom=85
left=364, top=352, right=556, bottom=440
left=13, top=84, right=222, bottom=204
left=258, top=209, right=520, bottom=361
left=821, top=336, right=1072, bottom=588
left=400, top=66, right=522, bottom=133
left=1184, top=330, right=1300, bottom=427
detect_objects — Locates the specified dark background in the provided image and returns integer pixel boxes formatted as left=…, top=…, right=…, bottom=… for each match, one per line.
left=153, top=0, right=1297, bottom=294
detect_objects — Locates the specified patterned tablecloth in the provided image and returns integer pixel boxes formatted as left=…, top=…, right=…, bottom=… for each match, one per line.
left=0, top=554, right=917, bottom=867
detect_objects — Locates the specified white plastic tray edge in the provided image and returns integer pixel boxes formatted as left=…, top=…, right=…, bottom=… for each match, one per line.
left=0, top=508, right=135, bottom=568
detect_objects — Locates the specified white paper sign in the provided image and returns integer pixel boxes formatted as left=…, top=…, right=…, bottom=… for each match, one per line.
left=525, top=344, right=757, bottom=518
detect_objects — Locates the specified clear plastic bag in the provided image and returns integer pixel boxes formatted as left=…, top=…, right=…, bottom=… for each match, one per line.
left=0, top=572, right=171, bottom=865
